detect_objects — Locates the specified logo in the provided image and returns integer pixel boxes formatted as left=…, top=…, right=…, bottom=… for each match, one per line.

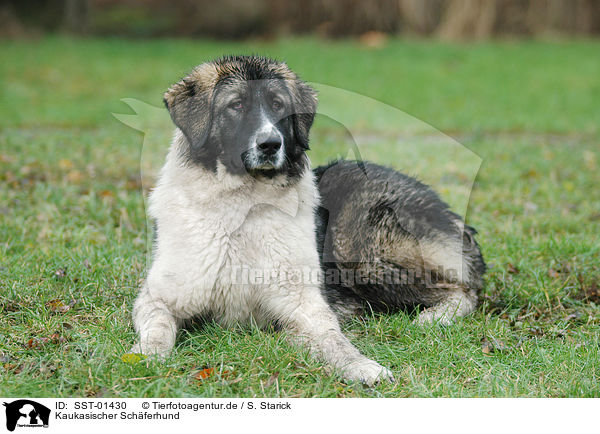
left=3, top=400, right=50, bottom=432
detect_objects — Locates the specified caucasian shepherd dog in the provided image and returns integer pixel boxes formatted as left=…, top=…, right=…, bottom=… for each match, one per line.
left=131, top=55, right=486, bottom=385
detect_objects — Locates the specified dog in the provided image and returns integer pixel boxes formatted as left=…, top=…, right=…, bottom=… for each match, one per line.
left=131, top=55, right=486, bottom=385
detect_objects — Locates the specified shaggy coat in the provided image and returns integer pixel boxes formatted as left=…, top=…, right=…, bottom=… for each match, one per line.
left=131, top=55, right=485, bottom=385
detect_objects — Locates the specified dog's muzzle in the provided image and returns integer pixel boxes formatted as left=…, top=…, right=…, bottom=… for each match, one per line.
left=245, top=126, right=284, bottom=170
left=255, top=138, right=282, bottom=168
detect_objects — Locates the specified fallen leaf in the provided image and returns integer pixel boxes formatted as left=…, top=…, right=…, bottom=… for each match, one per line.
left=27, top=337, right=50, bottom=349
left=47, top=299, right=70, bottom=314
left=548, top=268, right=560, bottom=278
left=481, top=338, right=493, bottom=354
left=121, top=353, right=147, bottom=364
left=26, top=332, right=67, bottom=349
left=98, top=189, right=114, bottom=199
left=85, top=385, right=103, bottom=397
left=194, top=367, right=215, bottom=380
left=50, top=332, right=67, bottom=344
left=191, top=366, right=236, bottom=382
left=264, top=371, right=280, bottom=388
left=481, top=337, right=508, bottom=354
left=3, top=363, right=23, bottom=374
left=507, top=263, right=520, bottom=274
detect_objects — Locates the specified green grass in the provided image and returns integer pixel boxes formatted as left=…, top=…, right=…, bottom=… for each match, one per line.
left=0, top=36, right=599, bottom=397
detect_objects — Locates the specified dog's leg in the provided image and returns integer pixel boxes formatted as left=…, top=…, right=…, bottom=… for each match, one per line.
left=414, top=286, right=478, bottom=325
left=131, top=283, right=180, bottom=357
left=277, top=289, right=394, bottom=386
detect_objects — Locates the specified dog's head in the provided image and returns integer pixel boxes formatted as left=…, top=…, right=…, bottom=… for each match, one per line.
left=163, top=55, right=317, bottom=180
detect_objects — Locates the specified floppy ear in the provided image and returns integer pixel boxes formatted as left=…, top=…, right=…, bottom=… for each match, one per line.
left=163, top=69, right=214, bottom=151
left=289, top=80, right=318, bottom=150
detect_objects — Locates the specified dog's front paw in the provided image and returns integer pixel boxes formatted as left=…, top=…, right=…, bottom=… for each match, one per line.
left=129, top=341, right=172, bottom=360
left=414, top=309, right=454, bottom=326
left=341, top=358, right=394, bottom=386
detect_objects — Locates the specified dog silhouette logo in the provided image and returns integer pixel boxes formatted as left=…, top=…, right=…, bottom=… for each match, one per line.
left=3, top=400, right=50, bottom=431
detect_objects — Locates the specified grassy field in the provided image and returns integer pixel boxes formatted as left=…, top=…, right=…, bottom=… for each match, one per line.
left=0, top=36, right=599, bottom=397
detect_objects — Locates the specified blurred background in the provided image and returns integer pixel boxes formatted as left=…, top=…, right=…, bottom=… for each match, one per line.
left=3, top=0, right=600, bottom=40
left=1, top=1, right=600, bottom=399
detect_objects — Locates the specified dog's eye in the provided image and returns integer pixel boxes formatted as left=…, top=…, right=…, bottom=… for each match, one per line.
left=272, top=99, right=283, bottom=111
left=229, top=100, right=243, bottom=111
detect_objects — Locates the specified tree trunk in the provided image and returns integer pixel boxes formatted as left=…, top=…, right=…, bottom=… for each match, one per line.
left=398, top=0, right=444, bottom=34
left=64, top=0, right=89, bottom=34
left=437, top=0, right=498, bottom=39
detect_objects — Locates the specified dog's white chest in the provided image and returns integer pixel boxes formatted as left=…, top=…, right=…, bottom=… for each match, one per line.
left=147, top=165, right=319, bottom=327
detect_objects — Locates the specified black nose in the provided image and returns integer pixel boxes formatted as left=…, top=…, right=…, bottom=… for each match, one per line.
left=257, top=140, right=281, bottom=155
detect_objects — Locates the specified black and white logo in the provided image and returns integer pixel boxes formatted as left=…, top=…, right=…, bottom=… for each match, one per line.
left=3, top=400, right=50, bottom=432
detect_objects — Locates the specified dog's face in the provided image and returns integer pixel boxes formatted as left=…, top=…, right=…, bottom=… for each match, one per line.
left=212, top=78, right=293, bottom=175
left=163, top=56, right=317, bottom=180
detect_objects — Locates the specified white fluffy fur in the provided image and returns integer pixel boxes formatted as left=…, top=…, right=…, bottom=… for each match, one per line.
left=132, top=130, right=393, bottom=385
